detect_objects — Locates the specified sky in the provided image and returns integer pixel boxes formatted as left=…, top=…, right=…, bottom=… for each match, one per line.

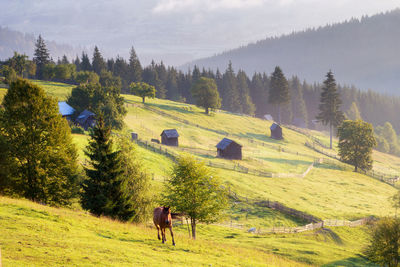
left=1, top=0, right=400, bottom=66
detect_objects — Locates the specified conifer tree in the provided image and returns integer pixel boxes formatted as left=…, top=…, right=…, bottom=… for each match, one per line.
left=268, top=66, right=290, bottom=124
left=92, top=46, right=106, bottom=75
left=221, top=62, right=240, bottom=112
left=316, top=71, right=345, bottom=149
left=250, top=73, right=268, bottom=117
left=129, top=46, right=142, bottom=83
left=166, top=67, right=179, bottom=100
left=290, top=76, right=308, bottom=127
left=80, top=52, right=92, bottom=71
left=74, top=56, right=81, bottom=72
left=81, top=115, right=124, bottom=217
left=237, top=70, right=255, bottom=115
left=155, top=62, right=167, bottom=98
left=0, top=79, right=79, bottom=205
left=33, top=35, right=50, bottom=79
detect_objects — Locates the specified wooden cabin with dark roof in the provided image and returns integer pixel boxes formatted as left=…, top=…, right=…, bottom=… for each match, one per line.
left=270, top=123, right=283, bottom=140
left=76, top=109, right=96, bottom=130
left=161, top=129, right=179, bottom=146
left=216, top=138, right=242, bottom=160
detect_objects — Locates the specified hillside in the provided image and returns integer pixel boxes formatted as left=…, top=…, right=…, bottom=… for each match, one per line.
left=184, top=9, right=400, bottom=95
left=2, top=80, right=400, bottom=265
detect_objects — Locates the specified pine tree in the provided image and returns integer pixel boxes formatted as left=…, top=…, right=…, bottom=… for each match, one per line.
left=236, top=70, right=255, bottom=115
left=129, top=46, right=142, bottom=83
left=33, top=35, right=50, bottom=79
left=61, top=55, right=69, bottom=64
left=290, top=76, right=308, bottom=127
left=81, top=115, right=124, bottom=218
left=250, top=73, right=268, bottom=117
left=0, top=79, right=79, bottom=205
left=155, top=62, right=167, bottom=99
left=166, top=67, right=179, bottom=100
left=268, top=66, right=290, bottom=124
left=316, top=71, right=345, bottom=149
left=80, top=52, right=92, bottom=71
left=221, top=62, right=240, bottom=112
left=92, top=46, right=106, bottom=75
left=74, top=56, right=81, bottom=72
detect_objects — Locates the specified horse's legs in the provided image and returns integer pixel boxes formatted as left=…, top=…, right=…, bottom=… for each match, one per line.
left=169, top=226, right=175, bottom=246
left=162, top=228, right=166, bottom=243
left=154, top=224, right=161, bottom=240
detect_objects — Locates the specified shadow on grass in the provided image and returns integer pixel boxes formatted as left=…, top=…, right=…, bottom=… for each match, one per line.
left=148, top=103, right=196, bottom=115
left=315, top=164, right=343, bottom=171
left=237, top=132, right=287, bottom=146
left=322, top=255, right=378, bottom=267
left=257, top=157, right=311, bottom=167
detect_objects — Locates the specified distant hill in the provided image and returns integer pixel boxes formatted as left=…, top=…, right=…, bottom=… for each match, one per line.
left=0, top=26, right=81, bottom=61
left=184, top=9, right=400, bottom=95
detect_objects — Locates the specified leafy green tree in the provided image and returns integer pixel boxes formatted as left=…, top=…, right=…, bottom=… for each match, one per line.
left=365, top=217, right=400, bottom=267
left=75, top=71, right=99, bottom=84
left=338, top=120, right=376, bottom=171
left=115, top=136, right=152, bottom=222
left=130, top=82, right=156, bottom=103
left=390, top=190, right=400, bottom=217
left=191, top=77, right=221, bottom=114
left=1, top=65, right=17, bottom=84
left=100, top=70, right=122, bottom=89
left=268, top=66, right=290, bottom=124
left=33, top=35, right=50, bottom=79
left=0, top=79, right=79, bottom=205
left=237, top=70, right=255, bottom=115
left=92, top=46, right=106, bottom=75
left=346, top=101, right=362, bottom=121
left=25, top=60, right=37, bottom=78
left=68, top=82, right=126, bottom=129
left=163, top=156, right=228, bottom=239
left=317, top=71, right=345, bottom=149
left=7, top=52, right=28, bottom=77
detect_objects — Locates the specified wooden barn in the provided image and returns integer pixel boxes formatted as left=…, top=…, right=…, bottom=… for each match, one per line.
left=76, top=109, right=96, bottom=130
left=216, top=138, right=242, bottom=160
left=270, top=123, right=283, bottom=140
left=160, top=129, right=179, bottom=146
left=58, top=101, right=75, bottom=120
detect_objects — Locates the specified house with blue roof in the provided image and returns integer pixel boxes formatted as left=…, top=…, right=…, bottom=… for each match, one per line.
left=58, top=101, right=75, bottom=120
left=216, top=138, right=242, bottom=160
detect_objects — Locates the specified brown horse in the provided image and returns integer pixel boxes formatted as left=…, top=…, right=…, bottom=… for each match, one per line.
left=153, top=206, right=175, bottom=246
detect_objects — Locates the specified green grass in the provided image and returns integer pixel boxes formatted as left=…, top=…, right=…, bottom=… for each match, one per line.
left=30, top=79, right=75, bottom=101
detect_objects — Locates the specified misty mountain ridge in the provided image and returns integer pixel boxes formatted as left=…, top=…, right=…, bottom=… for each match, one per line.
left=0, top=26, right=82, bottom=62
left=184, top=9, right=400, bottom=95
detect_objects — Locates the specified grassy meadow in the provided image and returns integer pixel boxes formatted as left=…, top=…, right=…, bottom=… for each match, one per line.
left=1, top=80, right=399, bottom=266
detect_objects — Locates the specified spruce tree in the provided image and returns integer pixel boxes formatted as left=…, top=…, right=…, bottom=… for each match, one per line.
left=81, top=115, right=124, bottom=217
left=0, top=79, right=79, bottom=205
left=92, top=46, right=106, bottom=75
left=316, top=71, right=345, bottom=149
left=33, top=35, right=50, bottom=79
left=290, top=76, right=308, bottom=127
left=250, top=73, right=268, bottom=117
left=237, top=70, right=255, bottom=115
left=268, top=66, right=290, bottom=124
left=129, top=46, right=142, bottom=83
left=221, top=62, right=240, bottom=112
left=80, top=52, right=92, bottom=71
left=166, top=67, right=179, bottom=100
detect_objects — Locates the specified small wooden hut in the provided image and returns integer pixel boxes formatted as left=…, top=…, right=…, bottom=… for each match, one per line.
left=58, top=101, right=75, bottom=120
left=76, top=109, right=96, bottom=130
left=270, top=123, right=283, bottom=140
left=160, top=129, right=179, bottom=146
left=216, top=138, right=242, bottom=160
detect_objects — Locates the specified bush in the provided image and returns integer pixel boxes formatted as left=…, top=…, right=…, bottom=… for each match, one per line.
left=71, top=125, right=85, bottom=134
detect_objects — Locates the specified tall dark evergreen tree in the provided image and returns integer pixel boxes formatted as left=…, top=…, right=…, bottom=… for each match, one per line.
left=290, top=76, right=308, bottom=127
left=128, top=46, right=142, bottom=83
left=155, top=62, right=167, bottom=99
left=250, top=73, right=268, bottom=118
left=268, top=66, right=290, bottom=124
left=74, top=56, right=81, bottom=72
left=81, top=115, right=125, bottom=218
left=80, top=52, right=92, bottom=71
left=221, top=62, right=240, bottom=112
left=92, top=46, right=106, bottom=75
left=237, top=70, right=255, bottom=115
left=33, top=35, right=50, bottom=79
left=166, top=67, right=179, bottom=100
left=316, top=71, right=345, bottom=149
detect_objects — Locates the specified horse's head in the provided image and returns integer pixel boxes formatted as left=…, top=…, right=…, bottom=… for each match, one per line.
left=163, top=206, right=172, bottom=225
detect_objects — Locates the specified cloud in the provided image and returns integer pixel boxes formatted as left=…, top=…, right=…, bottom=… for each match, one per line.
left=152, top=0, right=265, bottom=14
